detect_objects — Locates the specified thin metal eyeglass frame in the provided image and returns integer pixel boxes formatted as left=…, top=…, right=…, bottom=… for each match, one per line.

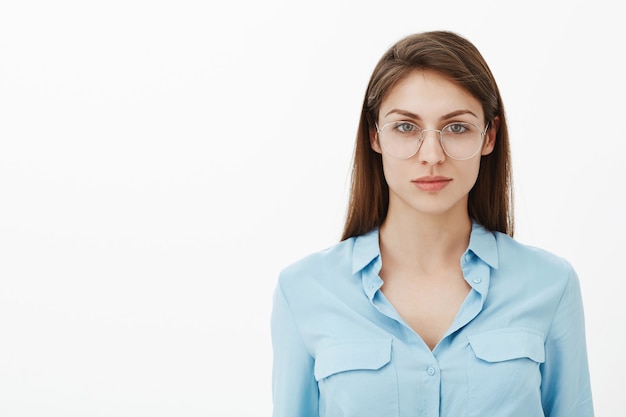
left=375, top=121, right=491, bottom=161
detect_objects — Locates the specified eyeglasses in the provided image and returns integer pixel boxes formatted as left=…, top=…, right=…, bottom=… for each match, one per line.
left=376, top=121, right=490, bottom=160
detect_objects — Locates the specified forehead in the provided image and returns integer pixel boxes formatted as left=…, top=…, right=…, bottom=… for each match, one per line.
left=379, top=70, right=483, bottom=121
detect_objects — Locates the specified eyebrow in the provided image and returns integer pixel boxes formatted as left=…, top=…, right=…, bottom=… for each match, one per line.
left=384, top=108, right=479, bottom=120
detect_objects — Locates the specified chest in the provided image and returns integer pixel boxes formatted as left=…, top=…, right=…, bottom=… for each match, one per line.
left=380, top=273, right=471, bottom=350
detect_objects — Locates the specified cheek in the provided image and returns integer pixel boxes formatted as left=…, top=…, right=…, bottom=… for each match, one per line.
left=445, top=160, right=484, bottom=192
left=464, top=160, right=483, bottom=187
left=380, top=158, right=408, bottom=185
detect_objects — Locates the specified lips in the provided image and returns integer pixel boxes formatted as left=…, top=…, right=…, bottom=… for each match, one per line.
left=412, top=176, right=452, bottom=192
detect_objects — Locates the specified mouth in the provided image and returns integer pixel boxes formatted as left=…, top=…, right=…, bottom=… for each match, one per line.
left=412, top=176, right=452, bottom=192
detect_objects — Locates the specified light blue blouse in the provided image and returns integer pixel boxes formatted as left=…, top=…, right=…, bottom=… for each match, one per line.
left=271, top=222, right=594, bottom=417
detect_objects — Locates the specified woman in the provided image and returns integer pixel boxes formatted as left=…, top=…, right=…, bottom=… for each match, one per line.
left=271, top=31, right=593, bottom=417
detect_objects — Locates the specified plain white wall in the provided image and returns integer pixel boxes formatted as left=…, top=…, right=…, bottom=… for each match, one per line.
left=1, top=0, right=623, bottom=415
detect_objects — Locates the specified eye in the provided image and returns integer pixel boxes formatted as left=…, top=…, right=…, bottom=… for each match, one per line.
left=445, top=123, right=469, bottom=134
left=395, top=122, right=419, bottom=133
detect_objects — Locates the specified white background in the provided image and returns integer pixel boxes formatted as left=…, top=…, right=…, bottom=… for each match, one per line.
left=1, top=0, right=624, bottom=416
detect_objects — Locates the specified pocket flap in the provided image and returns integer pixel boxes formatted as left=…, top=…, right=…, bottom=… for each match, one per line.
left=314, top=339, right=392, bottom=381
left=468, top=328, right=545, bottom=363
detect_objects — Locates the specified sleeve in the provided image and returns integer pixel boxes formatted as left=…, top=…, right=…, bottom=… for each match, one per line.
left=271, top=280, right=319, bottom=417
left=540, top=263, right=594, bottom=417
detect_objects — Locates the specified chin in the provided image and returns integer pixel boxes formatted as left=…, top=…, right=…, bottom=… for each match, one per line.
left=392, top=194, right=469, bottom=219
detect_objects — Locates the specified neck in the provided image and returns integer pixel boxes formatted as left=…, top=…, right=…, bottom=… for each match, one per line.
left=379, top=209, right=472, bottom=274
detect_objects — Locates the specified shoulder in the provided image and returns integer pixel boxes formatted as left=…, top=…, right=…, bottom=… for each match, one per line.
left=278, top=237, right=357, bottom=292
left=494, top=232, right=572, bottom=268
left=493, top=231, right=576, bottom=283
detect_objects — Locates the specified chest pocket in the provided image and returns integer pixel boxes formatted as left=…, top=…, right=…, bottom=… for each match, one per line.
left=468, top=328, right=545, bottom=363
left=314, top=339, right=398, bottom=417
left=466, top=328, right=546, bottom=417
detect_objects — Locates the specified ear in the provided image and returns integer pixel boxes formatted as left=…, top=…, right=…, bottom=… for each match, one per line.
left=370, top=126, right=382, bottom=154
left=481, top=116, right=499, bottom=156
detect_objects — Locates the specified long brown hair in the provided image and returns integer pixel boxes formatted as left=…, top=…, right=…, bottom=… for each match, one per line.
left=341, top=30, right=514, bottom=240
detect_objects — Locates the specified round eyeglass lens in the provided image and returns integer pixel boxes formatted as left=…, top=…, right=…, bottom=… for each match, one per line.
left=440, top=122, right=484, bottom=160
left=378, top=122, right=421, bottom=159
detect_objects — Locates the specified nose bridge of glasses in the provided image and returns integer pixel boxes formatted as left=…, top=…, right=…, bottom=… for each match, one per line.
left=416, top=128, right=446, bottom=161
left=419, top=128, right=443, bottom=143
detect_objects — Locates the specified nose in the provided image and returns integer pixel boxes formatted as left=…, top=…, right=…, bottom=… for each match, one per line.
left=416, top=129, right=445, bottom=165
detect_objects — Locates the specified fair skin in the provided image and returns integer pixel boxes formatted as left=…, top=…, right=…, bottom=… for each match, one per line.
left=370, top=69, right=497, bottom=350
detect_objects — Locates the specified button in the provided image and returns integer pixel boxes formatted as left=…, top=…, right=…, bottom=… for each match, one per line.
left=472, top=277, right=482, bottom=284
left=464, top=254, right=472, bottom=262
left=427, top=367, right=436, bottom=376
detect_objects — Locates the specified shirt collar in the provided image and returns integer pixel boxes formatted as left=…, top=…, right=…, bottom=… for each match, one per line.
left=352, top=228, right=380, bottom=274
left=467, top=221, right=499, bottom=269
left=351, top=221, right=499, bottom=273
